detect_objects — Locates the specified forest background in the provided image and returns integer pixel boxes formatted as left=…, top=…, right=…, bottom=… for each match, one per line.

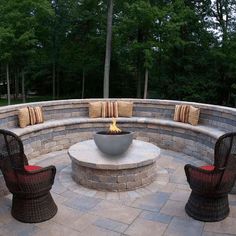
left=0, top=0, right=236, bottom=107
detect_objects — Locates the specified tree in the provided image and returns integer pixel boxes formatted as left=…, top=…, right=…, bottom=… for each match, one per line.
left=204, top=0, right=236, bottom=104
left=103, top=0, right=114, bottom=98
left=0, top=0, right=235, bottom=106
left=114, top=0, right=159, bottom=98
left=0, top=0, right=54, bottom=102
left=51, top=0, right=106, bottom=98
left=0, top=26, right=14, bottom=105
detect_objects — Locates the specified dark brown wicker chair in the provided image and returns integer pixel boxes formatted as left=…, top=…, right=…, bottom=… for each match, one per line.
left=0, top=129, right=57, bottom=223
left=185, top=132, right=236, bottom=222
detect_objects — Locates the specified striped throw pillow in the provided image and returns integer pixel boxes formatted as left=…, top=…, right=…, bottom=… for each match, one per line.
left=28, top=107, right=37, bottom=125
left=101, top=101, right=118, bottom=118
left=34, top=106, right=44, bottom=124
left=173, top=105, right=190, bottom=123
left=28, top=106, right=44, bottom=125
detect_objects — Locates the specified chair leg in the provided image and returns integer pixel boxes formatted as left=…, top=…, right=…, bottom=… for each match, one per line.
left=11, top=192, right=57, bottom=223
left=185, top=191, right=229, bottom=222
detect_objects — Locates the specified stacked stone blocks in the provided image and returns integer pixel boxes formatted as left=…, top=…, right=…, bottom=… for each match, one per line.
left=71, top=162, right=157, bottom=192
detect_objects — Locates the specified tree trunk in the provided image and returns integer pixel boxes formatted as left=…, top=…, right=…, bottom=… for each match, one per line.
left=213, top=0, right=229, bottom=44
left=15, top=72, right=19, bottom=99
left=6, top=63, right=11, bottom=105
left=52, top=61, right=56, bottom=100
left=103, top=0, right=113, bottom=98
left=22, top=70, right=26, bottom=103
left=56, top=69, right=60, bottom=99
left=143, top=68, right=149, bottom=99
left=82, top=70, right=85, bottom=99
left=136, top=70, right=141, bottom=98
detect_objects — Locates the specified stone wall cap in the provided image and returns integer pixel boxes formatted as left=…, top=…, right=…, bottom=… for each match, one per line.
left=1, top=99, right=236, bottom=115
left=10, top=116, right=225, bottom=139
left=68, top=139, right=160, bottom=170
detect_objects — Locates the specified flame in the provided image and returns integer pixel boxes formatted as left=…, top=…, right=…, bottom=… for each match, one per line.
left=109, top=118, right=122, bottom=133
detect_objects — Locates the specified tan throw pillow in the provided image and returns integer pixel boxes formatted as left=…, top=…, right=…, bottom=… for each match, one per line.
left=101, top=101, right=118, bottom=118
left=34, top=106, right=44, bottom=124
left=173, top=105, right=190, bottom=123
left=188, top=106, right=200, bottom=126
left=117, top=101, right=133, bottom=117
left=89, top=102, right=102, bottom=118
left=28, top=107, right=37, bottom=125
left=18, top=107, right=30, bottom=128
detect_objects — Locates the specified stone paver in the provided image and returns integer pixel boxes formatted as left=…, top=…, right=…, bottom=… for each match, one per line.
left=0, top=219, right=41, bottom=236
left=130, top=192, right=170, bottom=212
left=204, top=217, right=236, bottom=235
left=169, top=189, right=190, bottom=202
left=0, top=149, right=236, bottom=236
left=124, top=217, right=168, bottom=236
left=34, top=221, right=83, bottom=236
left=90, top=201, right=141, bottom=224
left=79, top=224, right=121, bottom=236
left=49, top=204, right=83, bottom=226
left=164, top=217, right=204, bottom=236
left=63, top=195, right=102, bottom=212
left=94, top=217, right=129, bottom=233
left=66, top=212, right=100, bottom=232
left=202, top=233, right=235, bottom=236
left=160, top=200, right=188, bottom=218
left=140, top=211, right=173, bottom=224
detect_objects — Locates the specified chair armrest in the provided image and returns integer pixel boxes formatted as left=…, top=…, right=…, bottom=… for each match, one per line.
left=185, top=164, right=214, bottom=181
left=16, top=165, right=56, bottom=193
left=23, top=165, right=56, bottom=184
left=184, top=164, right=223, bottom=193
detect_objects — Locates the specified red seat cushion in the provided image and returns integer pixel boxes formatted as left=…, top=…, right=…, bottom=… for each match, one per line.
left=200, top=165, right=215, bottom=171
left=24, top=165, right=42, bottom=172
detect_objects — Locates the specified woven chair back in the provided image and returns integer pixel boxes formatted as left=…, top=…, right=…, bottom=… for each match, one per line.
left=214, top=132, right=236, bottom=192
left=0, top=129, right=25, bottom=172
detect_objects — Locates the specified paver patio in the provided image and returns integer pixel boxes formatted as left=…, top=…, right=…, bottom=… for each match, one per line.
left=0, top=149, right=236, bottom=236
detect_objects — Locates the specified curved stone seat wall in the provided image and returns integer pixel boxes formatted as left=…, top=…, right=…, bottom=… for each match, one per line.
left=0, top=98, right=235, bottom=162
left=14, top=118, right=219, bottom=164
left=7, top=114, right=223, bottom=164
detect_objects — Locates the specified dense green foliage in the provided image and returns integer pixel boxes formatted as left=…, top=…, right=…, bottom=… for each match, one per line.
left=0, top=0, right=236, bottom=106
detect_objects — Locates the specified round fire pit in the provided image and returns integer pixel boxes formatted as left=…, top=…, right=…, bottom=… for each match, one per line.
left=94, top=131, right=133, bottom=156
left=69, top=140, right=161, bottom=191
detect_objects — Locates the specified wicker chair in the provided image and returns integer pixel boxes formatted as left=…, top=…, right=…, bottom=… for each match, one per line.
left=185, top=132, right=236, bottom=222
left=0, top=129, right=57, bottom=223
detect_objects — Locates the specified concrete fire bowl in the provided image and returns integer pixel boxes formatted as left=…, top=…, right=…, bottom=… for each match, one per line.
left=94, top=131, right=134, bottom=156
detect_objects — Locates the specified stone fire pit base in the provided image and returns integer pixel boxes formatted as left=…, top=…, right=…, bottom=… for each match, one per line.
left=69, top=140, right=161, bottom=192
